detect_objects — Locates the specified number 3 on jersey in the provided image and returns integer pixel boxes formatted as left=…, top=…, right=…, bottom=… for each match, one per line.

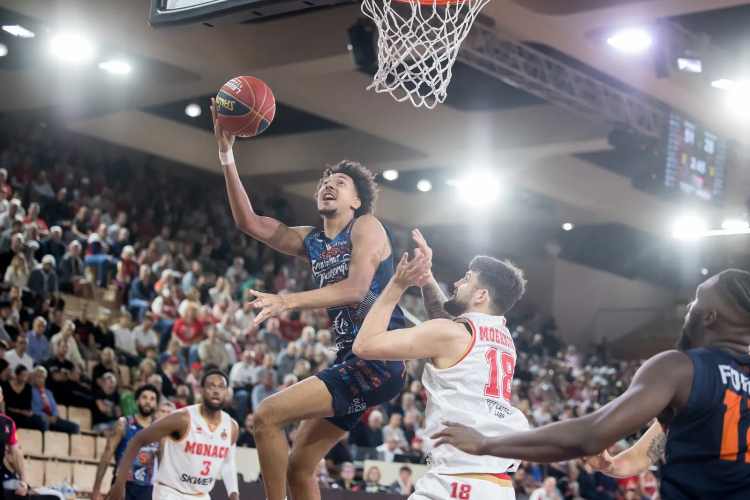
left=200, top=461, right=211, bottom=476
left=484, top=347, right=514, bottom=401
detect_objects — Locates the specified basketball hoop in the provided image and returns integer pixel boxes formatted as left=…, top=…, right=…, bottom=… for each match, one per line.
left=361, top=0, right=489, bottom=108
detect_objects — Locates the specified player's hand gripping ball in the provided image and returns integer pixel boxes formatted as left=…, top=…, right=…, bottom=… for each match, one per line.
left=214, top=76, right=276, bottom=137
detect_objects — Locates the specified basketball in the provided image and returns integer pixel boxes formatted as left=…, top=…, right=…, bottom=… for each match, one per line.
left=215, top=76, right=276, bottom=137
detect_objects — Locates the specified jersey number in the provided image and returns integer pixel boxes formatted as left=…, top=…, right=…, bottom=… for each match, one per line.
left=450, top=482, right=471, bottom=499
left=484, top=347, right=514, bottom=401
left=720, top=390, right=750, bottom=462
left=200, top=461, right=211, bottom=476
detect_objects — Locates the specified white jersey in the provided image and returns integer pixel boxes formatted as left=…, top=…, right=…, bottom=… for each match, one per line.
left=156, top=405, right=235, bottom=495
left=423, top=312, right=529, bottom=474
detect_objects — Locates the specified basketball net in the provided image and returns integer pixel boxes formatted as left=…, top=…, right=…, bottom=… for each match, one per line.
left=361, top=0, right=489, bottom=108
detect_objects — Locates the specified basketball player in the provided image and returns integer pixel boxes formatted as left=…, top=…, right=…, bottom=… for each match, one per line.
left=211, top=99, right=406, bottom=500
left=105, top=371, right=239, bottom=500
left=353, top=232, right=529, bottom=499
left=93, top=385, right=160, bottom=500
left=433, top=269, right=750, bottom=500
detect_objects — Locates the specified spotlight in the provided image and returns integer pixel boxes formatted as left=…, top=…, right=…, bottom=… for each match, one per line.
left=711, top=79, right=750, bottom=90
left=721, top=219, right=749, bottom=231
left=50, top=33, right=94, bottom=63
left=2, top=25, right=35, bottom=38
left=607, top=29, right=652, bottom=53
left=701, top=268, right=709, bottom=276
left=382, top=170, right=398, bottom=181
left=0, top=44, right=7, bottom=58
left=672, top=216, right=707, bottom=240
left=726, top=91, right=750, bottom=118
left=677, top=58, right=702, bottom=74
left=562, top=223, right=574, bottom=231
left=416, top=179, right=432, bottom=192
left=456, top=172, right=500, bottom=206
left=185, top=104, right=202, bottom=118
left=98, top=60, right=131, bottom=75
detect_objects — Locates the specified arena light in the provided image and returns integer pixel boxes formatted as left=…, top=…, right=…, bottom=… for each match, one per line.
left=2, top=25, right=35, bottom=38
left=607, top=29, right=652, bottom=53
left=711, top=79, right=746, bottom=90
left=672, top=216, right=707, bottom=240
left=416, top=179, right=432, bottom=192
left=185, top=103, right=202, bottom=118
left=726, top=90, right=750, bottom=119
left=562, top=223, right=574, bottom=231
left=701, top=268, right=709, bottom=276
left=49, top=33, right=94, bottom=63
left=99, top=60, right=131, bottom=75
left=0, top=44, right=7, bottom=58
left=677, top=58, right=702, bottom=74
left=456, top=172, right=500, bottom=206
left=382, top=170, right=398, bottom=181
left=721, top=219, right=749, bottom=231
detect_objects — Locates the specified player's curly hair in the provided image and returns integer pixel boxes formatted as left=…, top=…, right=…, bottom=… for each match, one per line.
left=318, top=160, right=378, bottom=217
left=469, top=256, right=526, bottom=316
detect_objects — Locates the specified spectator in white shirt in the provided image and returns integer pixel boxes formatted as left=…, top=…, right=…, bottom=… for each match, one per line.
left=229, top=350, right=255, bottom=424
left=234, top=296, right=255, bottom=332
left=50, top=320, right=84, bottom=370
left=107, top=212, right=128, bottom=243
left=376, top=436, right=404, bottom=463
left=133, top=313, right=159, bottom=355
left=5, top=332, right=34, bottom=373
left=225, top=257, right=249, bottom=286
left=112, top=314, right=139, bottom=367
left=0, top=200, right=22, bottom=233
left=529, top=477, right=561, bottom=500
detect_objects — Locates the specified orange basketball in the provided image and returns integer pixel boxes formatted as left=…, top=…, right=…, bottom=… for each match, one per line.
left=215, top=76, right=276, bottom=137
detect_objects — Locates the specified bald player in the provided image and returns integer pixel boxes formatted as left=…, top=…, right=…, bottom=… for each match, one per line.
left=433, top=269, right=750, bottom=500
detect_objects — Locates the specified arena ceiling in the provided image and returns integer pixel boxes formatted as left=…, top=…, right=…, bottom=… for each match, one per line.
left=1, top=0, right=750, bottom=284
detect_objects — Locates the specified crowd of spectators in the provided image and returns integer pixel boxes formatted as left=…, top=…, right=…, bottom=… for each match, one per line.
left=0, top=121, right=659, bottom=499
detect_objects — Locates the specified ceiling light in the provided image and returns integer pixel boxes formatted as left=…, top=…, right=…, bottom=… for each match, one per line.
left=701, top=268, right=709, bottom=276
left=456, top=172, right=501, bottom=206
left=49, top=33, right=94, bottom=63
left=677, top=58, right=702, bottom=74
left=0, top=44, right=7, bottom=58
left=672, top=216, right=707, bottom=240
left=416, top=179, right=432, bottom=192
left=2, top=25, right=34, bottom=38
left=726, top=91, right=750, bottom=118
left=721, top=219, right=749, bottom=231
left=562, top=223, right=574, bottom=231
left=185, top=103, right=202, bottom=118
left=607, top=29, right=652, bottom=53
left=99, top=60, right=131, bottom=75
left=382, top=170, right=398, bottom=181
left=711, top=79, right=750, bottom=90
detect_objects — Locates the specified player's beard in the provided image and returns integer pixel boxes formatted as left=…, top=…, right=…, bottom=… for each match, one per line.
left=443, top=295, right=470, bottom=317
left=138, top=404, right=156, bottom=418
left=203, top=397, right=225, bottom=412
left=676, top=310, right=702, bottom=351
left=318, top=208, right=336, bottom=217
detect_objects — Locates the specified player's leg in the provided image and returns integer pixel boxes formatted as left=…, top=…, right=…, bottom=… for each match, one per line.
left=253, top=377, right=336, bottom=500
left=287, top=418, right=346, bottom=500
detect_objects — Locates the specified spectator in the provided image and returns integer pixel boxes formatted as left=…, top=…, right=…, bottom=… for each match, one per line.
left=0, top=234, right=22, bottom=278
left=0, top=169, right=11, bottom=197
left=137, top=358, right=158, bottom=386
left=376, top=436, right=403, bottom=463
left=158, top=339, right=188, bottom=377
left=276, top=342, right=299, bottom=381
left=44, top=339, right=92, bottom=408
left=198, top=324, right=230, bottom=372
left=30, top=366, right=79, bottom=434
left=350, top=410, right=384, bottom=448
left=30, top=172, right=55, bottom=203
left=251, top=368, right=277, bottom=411
left=181, top=260, right=202, bottom=296
left=133, top=313, right=159, bottom=355
left=513, top=467, right=537, bottom=500
left=234, top=298, right=255, bottom=332
left=3, top=254, right=29, bottom=291
left=91, top=372, right=121, bottom=433
left=171, top=304, right=203, bottom=363
left=112, top=245, right=137, bottom=293
left=92, top=347, right=121, bottom=389
left=38, top=226, right=65, bottom=266
left=28, top=255, right=59, bottom=300
left=112, top=314, right=139, bottom=367
left=278, top=373, right=298, bottom=392
left=26, top=317, right=49, bottom=364
left=152, top=226, right=171, bottom=256
left=184, top=361, right=203, bottom=399
left=85, top=226, right=115, bottom=287
left=107, top=212, right=128, bottom=242
left=59, top=240, right=94, bottom=299
left=259, top=318, right=283, bottom=354
left=3, top=365, right=43, bottom=430
left=237, top=413, right=256, bottom=448
left=160, top=356, right=182, bottom=399
left=129, top=265, right=156, bottom=322
left=5, top=333, right=33, bottom=373
left=389, top=466, right=415, bottom=495
left=229, top=350, right=254, bottom=422
left=333, top=462, right=357, bottom=491
left=23, top=203, right=48, bottom=235
left=0, top=219, right=22, bottom=253
left=358, top=466, right=383, bottom=493
left=530, top=477, right=561, bottom=500
left=109, top=227, right=131, bottom=261
left=225, top=257, right=249, bottom=286
left=0, top=201, right=22, bottom=233
left=0, top=302, right=14, bottom=343
left=153, top=283, right=181, bottom=351
left=178, top=287, right=201, bottom=317
left=50, top=320, right=85, bottom=370
left=70, top=206, right=90, bottom=244
left=382, top=413, right=407, bottom=449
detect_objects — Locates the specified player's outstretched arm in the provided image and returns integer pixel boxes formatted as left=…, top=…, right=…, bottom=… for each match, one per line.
left=585, top=420, right=665, bottom=478
left=248, top=215, right=389, bottom=325
left=411, top=230, right=453, bottom=320
left=211, top=98, right=312, bottom=258
left=105, top=411, right=189, bottom=500
left=432, top=350, right=692, bottom=463
left=92, top=417, right=126, bottom=500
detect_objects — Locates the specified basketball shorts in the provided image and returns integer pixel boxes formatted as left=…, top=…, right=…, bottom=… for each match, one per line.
left=124, top=483, right=152, bottom=500
left=409, top=471, right=516, bottom=500
left=315, top=356, right=406, bottom=430
left=153, top=483, right=208, bottom=500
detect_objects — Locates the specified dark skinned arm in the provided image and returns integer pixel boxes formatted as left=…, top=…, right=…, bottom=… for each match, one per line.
left=432, top=350, right=693, bottom=462
left=92, top=418, right=126, bottom=500
left=105, top=410, right=189, bottom=500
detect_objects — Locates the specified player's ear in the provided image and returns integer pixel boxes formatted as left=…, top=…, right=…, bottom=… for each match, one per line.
left=704, top=308, right=717, bottom=327
left=352, top=198, right=361, bottom=210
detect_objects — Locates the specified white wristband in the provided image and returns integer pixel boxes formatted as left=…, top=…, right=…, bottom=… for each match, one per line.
left=219, top=149, right=234, bottom=166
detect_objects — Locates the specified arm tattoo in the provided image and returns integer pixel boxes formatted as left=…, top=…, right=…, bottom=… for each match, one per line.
left=646, top=432, right=666, bottom=464
left=421, top=278, right=454, bottom=320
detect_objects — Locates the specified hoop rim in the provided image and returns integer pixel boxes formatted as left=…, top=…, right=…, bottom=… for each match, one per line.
left=391, top=0, right=472, bottom=5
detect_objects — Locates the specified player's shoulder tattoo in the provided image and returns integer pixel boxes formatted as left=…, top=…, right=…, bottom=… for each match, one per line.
left=646, top=432, right=666, bottom=463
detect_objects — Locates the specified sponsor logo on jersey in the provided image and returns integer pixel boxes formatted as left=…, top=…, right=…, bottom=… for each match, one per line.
left=221, top=429, right=228, bottom=440
left=425, top=452, right=433, bottom=465
left=347, top=397, right=366, bottom=414
left=478, top=326, right=514, bottom=350
left=196, top=427, right=202, bottom=434
left=486, top=400, right=511, bottom=419
left=184, top=441, right=230, bottom=458
left=180, top=474, right=215, bottom=486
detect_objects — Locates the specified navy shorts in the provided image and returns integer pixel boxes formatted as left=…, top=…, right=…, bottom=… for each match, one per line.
left=316, top=355, right=406, bottom=430
left=125, top=482, right=153, bottom=500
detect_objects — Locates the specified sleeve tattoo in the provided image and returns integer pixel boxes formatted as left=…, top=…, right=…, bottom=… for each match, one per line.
left=646, top=432, right=666, bottom=464
left=421, top=278, right=454, bottom=320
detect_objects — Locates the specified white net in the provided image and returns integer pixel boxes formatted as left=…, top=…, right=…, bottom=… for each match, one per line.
left=361, top=0, right=490, bottom=108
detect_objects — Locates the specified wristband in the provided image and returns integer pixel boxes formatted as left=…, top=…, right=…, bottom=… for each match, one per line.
left=219, top=149, right=234, bottom=166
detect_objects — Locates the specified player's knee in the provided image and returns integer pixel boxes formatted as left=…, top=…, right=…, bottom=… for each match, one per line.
left=253, top=398, right=278, bottom=430
left=287, top=451, right=315, bottom=483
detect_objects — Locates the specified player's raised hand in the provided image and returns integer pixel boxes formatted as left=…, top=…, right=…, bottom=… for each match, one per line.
left=584, top=449, right=616, bottom=474
left=210, top=97, right=235, bottom=153
left=393, top=250, right=432, bottom=289
left=412, top=228, right=432, bottom=262
left=248, top=289, right=288, bottom=326
left=431, top=421, right=487, bottom=456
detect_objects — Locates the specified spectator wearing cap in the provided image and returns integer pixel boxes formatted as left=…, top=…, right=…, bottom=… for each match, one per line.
left=26, top=317, right=48, bottom=364
left=390, top=466, right=415, bottom=495
left=59, top=240, right=94, bottom=299
left=129, top=265, right=156, bottom=322
left=160, top=355, right=183, bottom=399
left=30, top=366, right=79, bottom=434
left=38, top=226, right=65, bottom=266
left=5, top=332, right=33, bottom=373
left=91, top=372, right=121, bottom=433
left=50, top=320, right=85, bottom=370
left=23, top=203, right=48, bottom=236
left=406, top=437, right=425, bottom=464
left=28, top=254, right=59, bottom=301
left=170, top=304, right=202, bottom=362
left=0, top=200, right=22, bottom=233
left=251, top=368, right=277, bottom=411
left=44, top=338, right=92, bottom=408
left=158, top=338, right=187, bottom=376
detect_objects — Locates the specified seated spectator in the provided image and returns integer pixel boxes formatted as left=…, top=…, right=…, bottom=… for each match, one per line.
left=234, top=297, right=255, bottom=332
left=181, top=260, right=202, bottom=296
left=30, top=172, right=55, bottom=204
left=278, top=373, right=297, bottom=392
left=91, top=372, right=121, bottom=433
left=37, top=226, right=65, bottom=266
left=229, top=350, right=254, bottom=423
left=210, top=295, right=231, bottom=322
left=112, top=245, right=137, bottom=293
left=209, top=278, right=232, bottom=308
left=276, top=342, right=299, bottom=382
left=92, top=347, right=121, bottom=389
left=107, top=212, right=128, bottom=243
left=112, top=314, right=139, bottom=367
left=292, top=359, right=311, bottom=381
left=251, top=368, right=277, bottom=411
left=5, top=333, right=33, bottom=373
left=59, top=240, right=94, bottom=299
left=92, top=314, right=116, bottom=351
left=3, top=365, right=43, bottom=430
left=173, top=383, right=193, bottom=409
left=178, top=287, right=201, bottom=318
left=184, top=362, right=203, bottom=401
left=153, top=284, right=180, bottom=351
left=0, top=201, right=22, bottom=234
left=0, top=219, right=22, bottom=254
left=3, top=254, right=29, bottom=291
left=50, top=320, right=85, bottom=370
left=225, top=257, right=249, bottom=286
left=158, top=339, right=187, bottom=377
left=21, top=224, right=40, bottom=267
left=513, top=467, right=537, bottom=500
left=26, top=317, right=49, bottom=364
left=0, top=234, right=23, bottom=279
left=109, top=227, right=131, bottom=262
left=333, top=462, right=357, bottom=491
left=44, top=339, right=92, bottom=408
left=357, top=466, right=383, bottom=493
left=404, top=437, right=425, bottom=464
left=325, top=433, right=352, bottom=474
left=28, top=255, right=59, bottom=301
left=237, top=413, right=256, bottom=448
left=382, top=412, right=407, bottom=450
left=350, top=410, right=385, bottom=449
left=376, top=436, right=403, bottom=463
left=198, top=325, right=230, bottom=372
left=389, top=466, right=415, bottom=496
left=23, top=202, right=48, bottom=236
left=129, top=265, right=156, bottom=322
left=160, top=356, right=182, bottom=399
left=259, top=318, right=283, bottom=354
left=136, top=358, right=157, bottom=386
left=30, top=366, right=79, bottom=434
left=171, top=304, right=203, bottom=364
left=85, top=227, right=115, bottom=287
left=70, top=206, right=90, bottom=245
left=152, top=226, right=171, bottom=256
left=133, top=313, right=158, bottom=355
left=0, top=301, right=15, bottom=342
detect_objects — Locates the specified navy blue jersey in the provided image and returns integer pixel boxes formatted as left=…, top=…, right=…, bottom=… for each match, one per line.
left=115, top=416, right=158, bottom=486
left=659, top=347, right=750, bottom=500
left=304, top=217, right=405, bottom=361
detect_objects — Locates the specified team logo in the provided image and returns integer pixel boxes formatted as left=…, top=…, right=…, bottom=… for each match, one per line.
left=370, top=376, right=382, bottom=388
left=485, top=400, right=511, bottom=419
left=221, top=429, right=228, bottom=440
left=196, top=427, right=202, bottom=434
